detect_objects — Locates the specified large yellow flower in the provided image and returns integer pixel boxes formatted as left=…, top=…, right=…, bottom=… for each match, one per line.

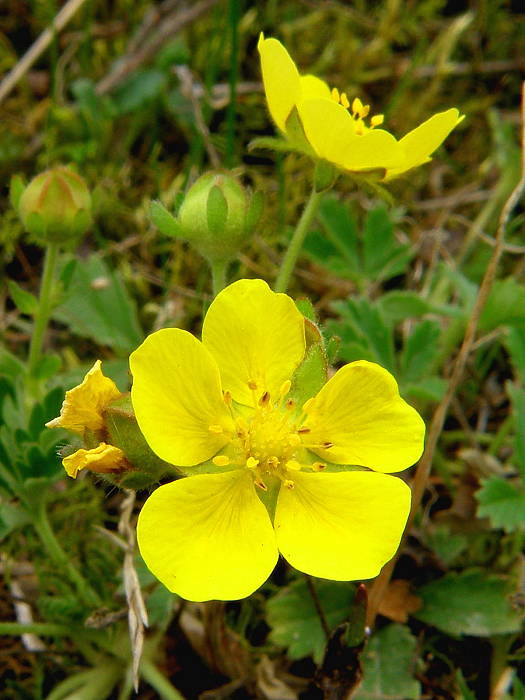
left=258, top=35, right=464, bottom=179
left=130, top=279, right=425, bottom=602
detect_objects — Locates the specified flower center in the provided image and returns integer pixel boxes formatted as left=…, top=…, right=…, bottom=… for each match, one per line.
left=330, top=88, right=384, bottom=134
left=211, top=382, right=328, bottom=490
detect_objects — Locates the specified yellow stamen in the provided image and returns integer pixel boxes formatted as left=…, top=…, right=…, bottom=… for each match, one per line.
left=246, top=456, right=259, bottom=469
left=208, top=424, right=223, bottom=434
left=285, top=399, right=296, bottom=411
left=298, top=426, right=310, bottom=434
left=223, top=390, right=232, bottom=404
left=331, top=87, right=340, bottom=102
left=213, top=455, right=230, bottom=467
left=248, top=380, right=258, bottom=390
left=312, top=461, right=327, bottom=472
left=352, top=97, right=364, bottom=116
left=259, top=391, right=270, bottom=406
left=283, top=479, right=295, bottom=489
left=340, top=92, right=350, bottom=109
left=371, top=114, right=384, bottom=127
left=279, top=380, right=292, bottom=398
left=255, top=478, right=267, bottom=491
left=361, top=104, right=370, bottom=118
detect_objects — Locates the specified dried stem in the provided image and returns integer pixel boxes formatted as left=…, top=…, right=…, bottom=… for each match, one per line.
left=367, top=82, right=525, bottom=628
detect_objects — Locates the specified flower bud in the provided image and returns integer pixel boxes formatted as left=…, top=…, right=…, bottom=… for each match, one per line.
left=17, top=166, right=92, bottom=244
left=151, top=171, right=263, bottom=264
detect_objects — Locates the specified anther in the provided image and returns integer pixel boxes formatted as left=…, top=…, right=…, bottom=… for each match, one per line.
left=323, top=441, right=334, bottom=449
left=303, top=398, right=315, bottom=413
left=283, top=479, right=295, bottom=489
left=259, top=391, right=270, bottom=406
left=279, top=379, right=292, bottom=397
left=371, top=114, right=384, bottom=127
left=340, top=92, right=350, bottom=109
left=298, top=427, right=311, bottom=434
left=246, top=456, right=259, bottom=469
left=208, top=424, right=223, bottom=434
left=312, top=461, right=327, bottom=471
left=285, top=399, right=296, bottom=410
left=255, top=478, right=267, bottom=491
left=361, top=104, right=370, bottom=118
left=331, top=87, right=340, bottom=102
left=223, top=390, right=232, bottom=404
left=248, top=380, right=258, bottom=390
left=352, top=97, right=364, bottom=116
left=213, top=455, right=230, bottom=467
left=267, top=456, right=279, bottom=468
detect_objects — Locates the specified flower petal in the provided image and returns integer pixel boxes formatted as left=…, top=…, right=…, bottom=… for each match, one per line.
left=297, top=99, right=406, bottom=171
left=137, top=470, right=278, bottom=601
left=130, top=328, right=234, bottom=466
left=395, top=108, right=463, bottom=174
left=258, top=34, right=301, bottom=133
left=304, top=360, right=425, bottom=472
left=46, top=360, right=121, bottom=434
left=275, top=470, right=411, bottom=580
left=299, top=75, right=331, bottom=101
left=62, top=443, right=127, bottom=479
left=202, top=279, right=305, bottom=407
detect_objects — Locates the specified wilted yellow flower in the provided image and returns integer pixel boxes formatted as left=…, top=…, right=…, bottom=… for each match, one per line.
left=47, top=361, right=127, bottom=478
left=130, top=279, right=425, bottom=602
left=258, top=35, right=464, bottom=179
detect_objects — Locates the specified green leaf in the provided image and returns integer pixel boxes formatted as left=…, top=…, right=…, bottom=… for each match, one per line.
left=400, top=320, right=441, bottom=384
left=479, top=278, right=525, bottom=332
left=507, top=383, right=525, bottom=479
left=354, top=624, right=420, bottom=700
left=0, top=502, right=31, bottom=541
left=363, top=205, right=413, bottom=282
left=113, top=69, right=167, bottom=114
left=403, top=376, right=447, bottom=402
left=425, top=525, right=468, bottom=565
left=53, top=255, right=143, bottom=353
left=267, top=578, right=356, bottom=663
left=0, top=348, right=26, bottom=378
left=414, top=570, right=522, bottom=636
left=7, top=280, right=38, bottom=315
left=505, top=327, right=525, bottom=383
left=476, top=476, right=525, bottom=532
left=379, top=291, right=432, bottom=323
left=317, top=196, right=359, bottom=274
left=31, top=353, right=61, bottom=381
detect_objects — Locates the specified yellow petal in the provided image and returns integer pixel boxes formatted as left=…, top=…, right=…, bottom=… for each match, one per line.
left=395, top=108, right=463, bottom=173
left=63, top=442, right=127, bottom=479
left=275, top=471, right=411, bottom=580
left=258, top=34, right=301, bottom=133
left=202, top=279, right=305, bottom=407
left=130, top=329, right=234, bottom=466
left=304, top=360, right=425, bottom=472
left=297, top=99, right=405, bottom=171
left=137, top=470, right=278, bottom=601
left=299, top=75, right=331, bottom=101
left=46, top=360, right=122, bottom=434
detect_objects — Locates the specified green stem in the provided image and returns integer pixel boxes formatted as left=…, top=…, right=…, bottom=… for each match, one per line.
left=274, top=188, right=323, bottom=293
left=27, top=241, right=60, bottom=392
left=140, top=659, right=185, bottom=700
left=0, top=622, right=71, bottom=636
left=211, top=259, right=228, bottom=296
left=34, top=498, right=101, bottom=608
left=225, top=0, right=240, bottom=167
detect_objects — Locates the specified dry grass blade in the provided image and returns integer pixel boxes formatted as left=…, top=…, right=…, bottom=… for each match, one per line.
left=367, top=81, right=525, bottom=628
left=118, top=490, right=149, bottom=692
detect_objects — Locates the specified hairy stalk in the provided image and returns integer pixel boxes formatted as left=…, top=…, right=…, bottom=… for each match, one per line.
left=26, top=241, right=60, bottom=394
left=367, top=82, right=525, bottom=628
left=274, top=188, right=323, bottom=293
left=211, top=259, right=228, bottom=296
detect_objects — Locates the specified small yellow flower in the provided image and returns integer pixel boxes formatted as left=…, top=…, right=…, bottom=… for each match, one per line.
left=258, top=34, right=464, bottom=179
left=130, top=279, right=425, bottom=602
left=46, top=360, right=122, bottom=434
left=47, top=361, right=126, bottom=478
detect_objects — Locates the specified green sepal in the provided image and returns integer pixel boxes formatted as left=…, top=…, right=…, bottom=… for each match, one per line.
left=9, top=174, right=25, bottom=210
left=150, top=200, right=182, bottom=238
left=290, top=343, right=327, bottom=408
left=104, top=394, right=179, bottom=489
left=245, top=189, right=264, bottom=233
left=206, top=184, right=229, bottom=235
left=314, top=160, right=338, bottom=192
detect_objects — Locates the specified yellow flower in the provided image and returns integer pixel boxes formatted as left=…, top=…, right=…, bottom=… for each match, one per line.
left=258, top=34, right=464, bottom=179
left=46, top=360, right=122, bottom=434
left=47, top=360, right=126, bottom=478
left=130, top=279, right=425, bottom=602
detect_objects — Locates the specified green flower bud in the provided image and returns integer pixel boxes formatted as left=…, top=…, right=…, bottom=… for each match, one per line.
left=151, top=171, right=263, bottom=264
left=17, top=166, right=92, bottom=244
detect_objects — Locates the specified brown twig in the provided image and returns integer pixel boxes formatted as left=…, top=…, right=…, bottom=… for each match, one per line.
left=0, top=0, right=90, bottom=105
left=367, top=82, right=525, bottom=628
left=95, top=0, right=218, bottom=95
